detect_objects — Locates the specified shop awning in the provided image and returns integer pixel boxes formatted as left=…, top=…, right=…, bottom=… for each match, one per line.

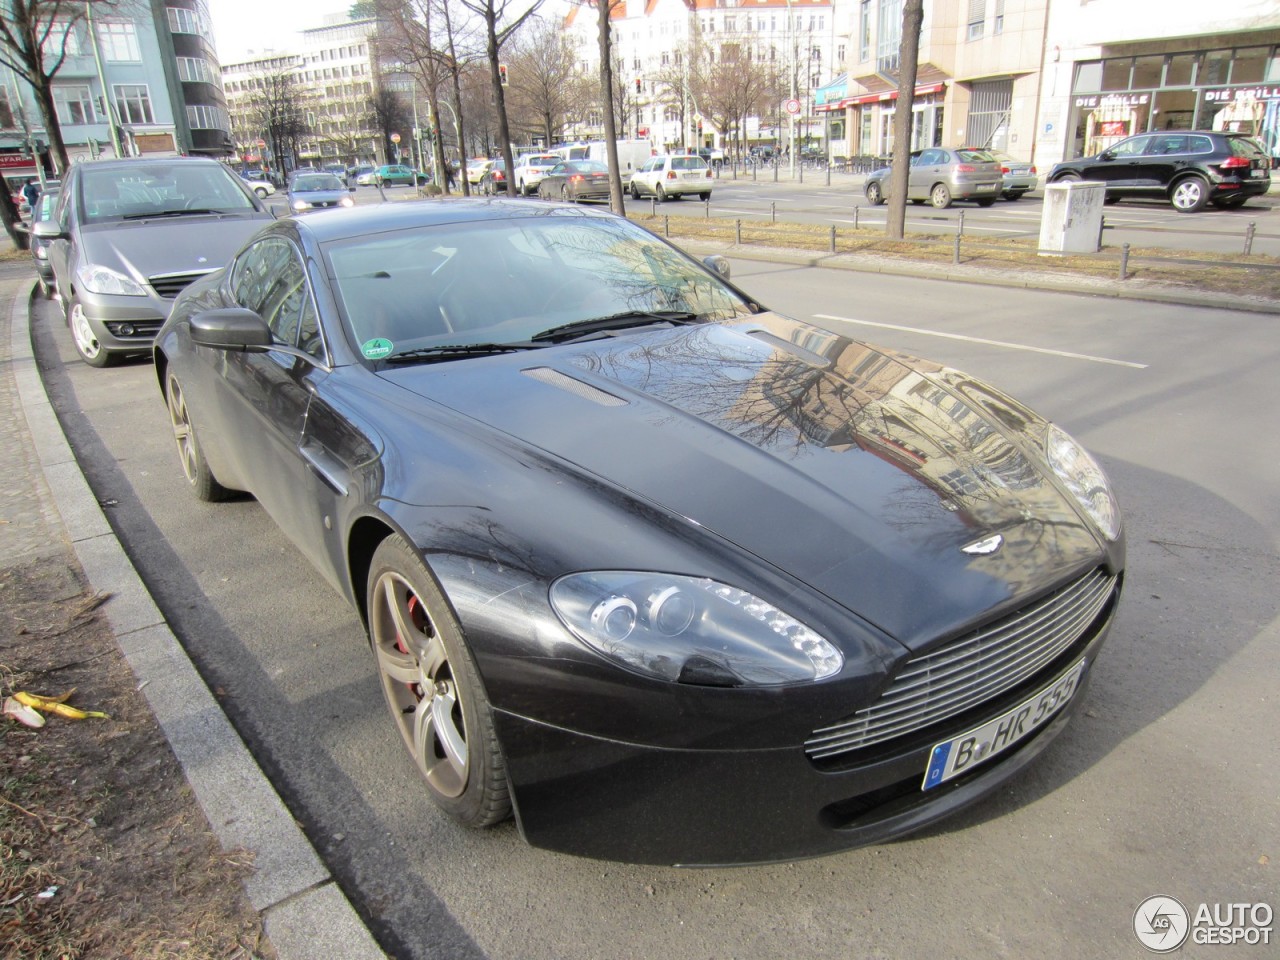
left=817, top=64, right=950, bottom=112
left=814, top=74, right=848, bottom=107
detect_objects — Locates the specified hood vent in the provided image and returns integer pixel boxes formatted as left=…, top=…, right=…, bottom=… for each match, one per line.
left=522, top=367, right=628, bottom=407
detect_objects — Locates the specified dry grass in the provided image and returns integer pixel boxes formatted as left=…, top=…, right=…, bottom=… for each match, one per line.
left=627, top=212, right=1280, bottom=301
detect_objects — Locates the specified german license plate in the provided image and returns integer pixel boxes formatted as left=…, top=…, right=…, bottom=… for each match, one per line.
left=975, top=183, right=996, bottom=191
left=1253, top=167, right=1266, bottom=177
left=922, top=659, right=1086, bottom=790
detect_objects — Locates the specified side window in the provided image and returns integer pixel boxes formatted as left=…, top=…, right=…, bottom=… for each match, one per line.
left=1110, top=136, right=1151, bottom=158
left=1150, top=135, right=1188, bottom=155
left=231, top=238, right=315, bottom=350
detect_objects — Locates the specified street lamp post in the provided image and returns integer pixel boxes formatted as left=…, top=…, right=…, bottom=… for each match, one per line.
left=786, top=0, right=796, bottom=179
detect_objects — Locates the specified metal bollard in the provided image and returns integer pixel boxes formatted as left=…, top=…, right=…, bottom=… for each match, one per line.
left=953, top=233, right=961, bottom=265
left=1245, top=221, right=1256, bottom=256
left=825, top=164, right=831, bottom=187
left=1119, top=243, right=1130, bottom=280
left=771, top=201, right=776, bottom=224
left=664, top=215, right=669, bottom=238
left=736, top=219, right=741, bottom=245
left=853, top=206, right=859, bottom=230
left=753, top=163, right=757, bottom=182
left=773, top=160, right=778, bottom=183
left=705, top=197, right=710, bottom=219
left=651, top=198, right=656, bottom=217
left=957, top=210, right=965, bottom=237
left=830, top=225, right=836, bottom=253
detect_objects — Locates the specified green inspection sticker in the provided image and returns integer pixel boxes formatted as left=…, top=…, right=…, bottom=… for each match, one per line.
left=362, top=337, right=394, bottom=360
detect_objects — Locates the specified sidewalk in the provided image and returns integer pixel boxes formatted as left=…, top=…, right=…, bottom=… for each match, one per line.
left=0, top=264, right=386, bottom=960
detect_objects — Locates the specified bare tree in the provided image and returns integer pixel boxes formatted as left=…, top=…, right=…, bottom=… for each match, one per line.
left=0, top=0, right=115, bottom=174
left=376, top=0, right=455, bottom=191
left=590, top=0, right=626, bottom=214
left=237, top=71, right=315, bottom=178
left=439, top=0, right=477, bottom=195
left=369, top=84, right=414, bottom=164
left=693, top=38, right=777, bottom=162
left=887, top=0, right=923, bottom=239
left=504, top=17, right=588, bottom=149
left=458, top=0, right=545, bottom=196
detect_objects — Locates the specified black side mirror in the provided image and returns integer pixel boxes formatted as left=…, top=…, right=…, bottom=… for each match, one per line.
left=1100, top=150, right=1116, bottom=161
left=190, top=307, right=273, bottom=350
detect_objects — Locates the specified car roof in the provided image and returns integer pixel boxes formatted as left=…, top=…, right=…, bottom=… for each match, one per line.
left=72, top=156, right=225, bottom=173
left=284, top=197, right=616, bottom=244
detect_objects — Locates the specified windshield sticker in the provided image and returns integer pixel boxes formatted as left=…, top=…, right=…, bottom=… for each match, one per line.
left=362, top=338, right=394, bottom=360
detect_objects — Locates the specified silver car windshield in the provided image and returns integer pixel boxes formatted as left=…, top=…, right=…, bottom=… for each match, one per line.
left=294, top=174, right=345, bottom=192
left=78, top=164, right=257, bottom=223
left=325, top=214, right=752, bottom=357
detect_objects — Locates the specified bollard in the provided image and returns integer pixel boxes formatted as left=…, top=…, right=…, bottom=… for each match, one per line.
left=830, top=225, right=836, bottom=253
left=1119, top=242, right=1130, bottom=280
left=771, top=201, right=776, bottom=224
left=664, top=215, right=669, bottom=238
left=957, top=210, right=965, bottom=237
left=1098, top=215, right=1106, bottom=250
left=651, top=198, right=656, bottom=217
left=825, top=164, right=831, bottom=187
left=736, top=218, right=742, bottom=245
left=753, top=163, right=757, bottom=182
left=773, top=160, right=778, bottom=183
left=1245, top=221, right=1256, bottom=256
left=705, top=196, right=710, bottom=219
left=798, top=160, right=803, bottom=184
left=853, top=206, right=859, bottom=230
left=953, top=233, right=961, bottom=265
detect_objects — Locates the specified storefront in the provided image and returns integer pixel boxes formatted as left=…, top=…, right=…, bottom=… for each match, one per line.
left=1067, top=42, right=1280, bottom=163
left=821, top=83, right=946, bottom=159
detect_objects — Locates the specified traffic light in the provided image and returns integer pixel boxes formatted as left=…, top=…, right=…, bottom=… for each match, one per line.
left=498, top=64, right=508, bottom=86
left=635, top=78, right=642, bottom=94
left=697, top=119, right=703, bottom=134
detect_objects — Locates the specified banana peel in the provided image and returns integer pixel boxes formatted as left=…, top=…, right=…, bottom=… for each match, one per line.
left=3, top=696, right=45, bottom=728
left=9, top=689, right=109, bottom=721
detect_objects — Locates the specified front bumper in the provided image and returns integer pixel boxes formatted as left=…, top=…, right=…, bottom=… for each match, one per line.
left=496, top=595, right=1118, bottom=865
left=76, top=290, right=170, bottom=352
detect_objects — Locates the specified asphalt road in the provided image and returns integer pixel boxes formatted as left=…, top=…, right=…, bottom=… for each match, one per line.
left=32, top=264, right=1278, bottom=959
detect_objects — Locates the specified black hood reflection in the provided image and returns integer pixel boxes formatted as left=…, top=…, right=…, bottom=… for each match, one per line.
left=381, top=315, right=1105, bottom=648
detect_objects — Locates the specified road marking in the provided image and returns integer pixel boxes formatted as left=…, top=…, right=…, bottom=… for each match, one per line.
left=814, top=314, right=1148, bottom=369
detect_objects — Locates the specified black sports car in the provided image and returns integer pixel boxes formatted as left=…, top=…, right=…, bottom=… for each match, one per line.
left=154, top=200, right=1124, bottom=866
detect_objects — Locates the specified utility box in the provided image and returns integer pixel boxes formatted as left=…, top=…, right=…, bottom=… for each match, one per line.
left=1039, top=180, right=1106, bottom=255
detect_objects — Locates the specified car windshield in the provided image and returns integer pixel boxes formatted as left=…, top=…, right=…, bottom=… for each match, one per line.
left=78, top=163, right=256, bottom=224
left=325, top=214, right=753, bottom=360
left=527, top=155, right=559, bottom=165
left=294, top=174, right=345, bottom=192
left=671, top=157, right=708, bottom=170
left=568, top=161, right=608, bottom=174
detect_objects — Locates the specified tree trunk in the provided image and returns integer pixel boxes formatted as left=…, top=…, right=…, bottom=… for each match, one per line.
left=33, top=79, right=70, bottom=174
left=483, top=10, right=517, bottom=197
left=441, top=0, right=471, bottom=197
left=0, top=191, right=30, bottom=251
left=597, top=0, right=625, bottom=215
left=886, top=0, right=923, bottom=240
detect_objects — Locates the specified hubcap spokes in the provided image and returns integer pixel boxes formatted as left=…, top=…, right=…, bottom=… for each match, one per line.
left=167, top=380, right=198, bottom=482
left=71, top=306, right=100, bottom=358
left=372, top=571, right=468, bottom=797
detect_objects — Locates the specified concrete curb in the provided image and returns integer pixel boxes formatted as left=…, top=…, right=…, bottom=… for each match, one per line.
left=8, top=283, right=386, bottom=960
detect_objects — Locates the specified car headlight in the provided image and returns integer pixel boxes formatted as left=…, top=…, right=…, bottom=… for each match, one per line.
left=549, top=572, right=843, bottom=687
left=76, top=263, right=147, bottom=296
left=1045, top=424, right=1121, bottom=540
left=339, top=196, right=354, bottom=207
left=291, top=199, right=309, bottom=211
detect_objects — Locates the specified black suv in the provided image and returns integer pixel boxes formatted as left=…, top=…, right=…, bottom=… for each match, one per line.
left=1047, top=131, right=1271, bottom=212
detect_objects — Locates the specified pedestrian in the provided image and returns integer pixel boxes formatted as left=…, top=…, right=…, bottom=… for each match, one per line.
left=444, top=162, right=456, bottom=190
left=21, top=178, right=40, bottom=214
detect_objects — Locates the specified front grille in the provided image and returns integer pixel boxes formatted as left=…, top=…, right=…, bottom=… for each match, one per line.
left=149, top=270, right=214, bottom=300
left=805, top=569, right=1116, bottom=760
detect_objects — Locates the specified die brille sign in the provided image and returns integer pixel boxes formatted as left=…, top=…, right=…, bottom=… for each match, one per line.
left=1203, top=86, right=1280, bottom=103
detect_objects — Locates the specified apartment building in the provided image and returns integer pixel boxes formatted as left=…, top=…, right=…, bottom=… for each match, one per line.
left=0, top=0, right=232, bottom=181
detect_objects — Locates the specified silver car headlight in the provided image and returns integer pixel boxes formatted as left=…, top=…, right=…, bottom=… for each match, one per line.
left=291, top=199, right=310, bottom=211
left=549, top=572, right=843, bottom=686
left=1045, top=424, right=1121, bottom=540
left=76, top=263, right=147, bottom=297
left=339, top=196, right=354, bottom=207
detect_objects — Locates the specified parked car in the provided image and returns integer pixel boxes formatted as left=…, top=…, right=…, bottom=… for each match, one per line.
left=1046, top=130, right=1271, bottom=212
left=33, top=157, right=273, bottom=367
left=478, top=158, right=508, bottom=195
left=352, top=164, right=377, bottom=186
left=28, top=182, right=61, bottom=298
left=629, top=154, right=714, bottom=201
left=985, top=150, right=1037, bottom=200
left=287, top=171, right=355, bottom=212
left=512, top=153, right=561, bottom=195
left=864, top=147, right=1003, bottom=209
left=537, top=159, right=611, bottom=202
left=465, top=158, right=494, bottom=185
left=241, top=175, right=275, bottom=199
left=153, top=199, right=1123, bottom=865
left=375, top=164, right=425, bottom=187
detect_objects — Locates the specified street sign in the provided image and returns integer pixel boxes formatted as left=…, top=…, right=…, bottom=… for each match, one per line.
left=256, top=138, right=266, bottom=147
left=390, top=132, right=401, bottom=144
left=784, top=99, right=801, bottom=115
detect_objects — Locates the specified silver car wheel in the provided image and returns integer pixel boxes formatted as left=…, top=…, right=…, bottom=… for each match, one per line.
left=69, top=300, right=110, bottom=367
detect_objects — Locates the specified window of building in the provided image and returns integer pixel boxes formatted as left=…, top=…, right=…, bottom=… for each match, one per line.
left=0, top=87, right=14, bottom=129
left=98, top=21, right=140, bottom=61
left=1201, top=49, right=1231, bottom=85
left=993, top=0, right=1004, bottom=34
left=967, top=0, right=985, bottom=41
left=1230, top=47, right=1270, bottom=85
left=877, top=0, right=901, bottom=73
left=858, top=1, right=870, bottom=62
left=176, top=56, right=212, bottom=83
left=186, top=103, right=227, bottom=131
left=1131, top=55, right=1162, bottom=89
left=113, top=84, right=154, bottom=124
left=166, top=6, right=202, bottom=35
left=1101, top=58, right=1131, bottom=91
left=53, top=84, right=96, bottom=125
left=42, top=21, right=81, bottom=58
left=1165, top=54, right=1197, bottom=86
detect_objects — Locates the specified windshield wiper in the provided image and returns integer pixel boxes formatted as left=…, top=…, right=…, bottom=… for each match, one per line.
left=531, top=310, right=700, bottom=343
left=382, top=342, right=543, bottom=365
left=121, top=208, right=225, bottom=220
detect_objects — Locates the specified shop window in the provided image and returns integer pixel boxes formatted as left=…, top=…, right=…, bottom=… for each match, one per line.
left=1074, top=62, right=1102, bottom=93
left=1267, top=51, right=1280, bottom=82
left=1230, top=47, right=1269, bottom=85
left=1131, top=56, right=1162, bottom=90
left=1101, top=59, right=1131, bottom=91
left=1165, top=54, right=1197, bottom=87
left=1202, top=49, right=1230, bottom=86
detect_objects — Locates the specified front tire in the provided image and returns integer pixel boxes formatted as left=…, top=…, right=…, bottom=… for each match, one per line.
left=630, top=182, right=642, bottom=200
left=68, top=298, right=116, bottom=367
left=367, top=535, right=510, bottom=827
left=1170, top=177, right=1209, bottom=213
left=165, top=372, right=231, bottom=501
left=864, top=181, right=883, bottom=205
left=930, top=183, right=952, bottom=209
left=655, top=183, right=667, bottom=202
left=254, top=187, right=269, bottom=199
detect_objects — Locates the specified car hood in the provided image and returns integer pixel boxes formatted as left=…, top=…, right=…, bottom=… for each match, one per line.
left=78, top=214, right=268, bottom=283
left=379, top=316, right=1106, bottom=648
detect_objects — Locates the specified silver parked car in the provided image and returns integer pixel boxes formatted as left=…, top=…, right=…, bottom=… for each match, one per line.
left=34, top=157, right=273, bottom=367
left=986, top=150, right=1038, bottom=200
left=863, top=147, right=1003, bottom=209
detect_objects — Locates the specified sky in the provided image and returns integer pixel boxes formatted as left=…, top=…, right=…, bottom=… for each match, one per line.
left=208, top=0, right=350, bottom=64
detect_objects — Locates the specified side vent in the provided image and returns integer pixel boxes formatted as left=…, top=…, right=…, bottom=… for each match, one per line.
left=522, top=367, right=628, bottom=406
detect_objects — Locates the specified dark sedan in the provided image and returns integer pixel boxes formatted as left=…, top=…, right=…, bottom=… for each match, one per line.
left=1047, top=131, right=1271, bottom=212
left=477, top=158, right=508, bottom=195
left=537, top=159, right=611, bottom=202
left=153, top=200, right=1124, bottom=866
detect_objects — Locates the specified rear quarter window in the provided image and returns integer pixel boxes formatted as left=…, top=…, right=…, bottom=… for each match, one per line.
left=1226, top=136, right=1267, bottom=159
